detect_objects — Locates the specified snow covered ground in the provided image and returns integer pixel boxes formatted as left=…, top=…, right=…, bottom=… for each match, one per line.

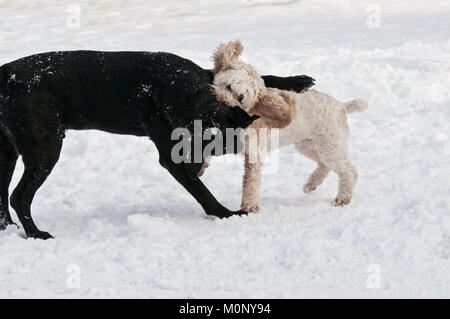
left=1, top=0, right=449, bottom=298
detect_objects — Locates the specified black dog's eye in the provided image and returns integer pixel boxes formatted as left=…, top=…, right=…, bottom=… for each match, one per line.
left=226, top=84, right=232, bottom=91
left=238, top=94, right=244, bottom=103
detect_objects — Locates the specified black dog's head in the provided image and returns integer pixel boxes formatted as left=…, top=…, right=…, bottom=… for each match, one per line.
left=164, top=85, right=259, bottom=179
left=192, top=90, right=259, bottom=157
left=220, top=105, right=259, bottom=154
left=226, top=105, right=260, bottom=133
left=166, top=82, right=259, bottom=152
left=158, top=61, right=260, bottom=178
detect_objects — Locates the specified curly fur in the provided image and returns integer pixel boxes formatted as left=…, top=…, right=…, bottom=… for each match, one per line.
left=212, top=40, right=244, bottom=73
left=252, top=87, right=295, bottom=128
left=206, top=40, right=368, bottom=211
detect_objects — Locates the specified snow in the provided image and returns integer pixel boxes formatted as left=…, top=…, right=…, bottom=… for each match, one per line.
left=1, top=0, right=450, bottom=298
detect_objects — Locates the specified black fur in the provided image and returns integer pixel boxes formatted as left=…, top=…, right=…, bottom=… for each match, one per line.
left=0, top=50, right=314, bottom=239
left=261, top=75, right=315, bottom=93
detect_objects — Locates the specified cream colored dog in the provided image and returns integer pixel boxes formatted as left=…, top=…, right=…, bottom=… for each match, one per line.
left=201, top=40, right=368, bottom=212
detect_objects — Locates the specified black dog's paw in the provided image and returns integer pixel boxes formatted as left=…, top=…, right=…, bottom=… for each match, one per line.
left=231, top=210, right=249, bottom=217
left=263, top=74, right=315, bottom=93
left=26, top=230, right=54, bottom=240
left=288, top=75, right=316, bottom=93
left=206, top=209, right=248, bottom=219
left=221, top=210, right=248, bottom=218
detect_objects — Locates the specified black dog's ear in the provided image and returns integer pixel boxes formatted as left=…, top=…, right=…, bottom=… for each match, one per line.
left=228, top=106, right=259, bottom=129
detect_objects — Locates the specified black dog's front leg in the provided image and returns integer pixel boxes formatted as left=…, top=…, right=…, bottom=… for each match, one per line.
left=158, top=155, right=246, bottom=218
left=262, top=74, right=315, bottom=93
left=147, top=118, right=246, bottom=218
left=206, top=70, right=315, bottom=93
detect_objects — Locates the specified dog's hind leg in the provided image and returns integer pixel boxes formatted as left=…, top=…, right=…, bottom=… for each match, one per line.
left=8, top=92, right=64, bottom=239
left=303, top=162, right=330, bottom=193
left=329, top=159, right=357, bottom=206
left=0, top=132, right=18, bottom=230
left=295, top=141, right=330, bottom=193
left=10, top=136, right=62, bottom=239
left=314, top=134, right=357, bottom=206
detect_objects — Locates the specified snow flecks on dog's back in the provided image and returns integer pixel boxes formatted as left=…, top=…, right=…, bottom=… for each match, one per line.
left=0, top=66, right=5, bottom=96
left=0, top=67, right=7, bottom=112
left=343, top=98, right=368, bottom=113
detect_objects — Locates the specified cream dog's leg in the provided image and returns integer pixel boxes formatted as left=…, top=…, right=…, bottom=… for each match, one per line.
left=241, top=152, right=262, bottom=212
left=241, top=128, right=267, bottom=212
left=295, top=141, right=330, bottom=193
left=332, top=160, right=357, bottom=206
left=303, top=162, right=330, bottom=193
left=315, top=133, right=357, bottom=206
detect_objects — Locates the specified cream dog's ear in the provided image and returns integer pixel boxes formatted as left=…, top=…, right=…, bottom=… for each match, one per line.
left=251, top=88, right=294, bottom=128
left=212, top=40, right=243, bottom=73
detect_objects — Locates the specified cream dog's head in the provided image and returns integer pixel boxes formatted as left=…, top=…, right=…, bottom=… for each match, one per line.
left=211, top=40, right=293, bottom=128
left=212, top=40, right=264, bottom=113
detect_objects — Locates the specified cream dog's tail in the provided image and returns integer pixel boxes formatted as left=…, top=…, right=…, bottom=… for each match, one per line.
left=343, top=99, right=368, bottom=113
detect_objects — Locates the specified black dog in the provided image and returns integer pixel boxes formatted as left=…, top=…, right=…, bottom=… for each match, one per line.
left=0, top=50, right=314, bottom=239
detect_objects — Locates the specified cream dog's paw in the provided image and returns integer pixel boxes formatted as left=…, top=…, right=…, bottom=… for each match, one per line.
left=332, top=195, right=351, bottom=207
left=303, top=182, right=317, bottom=193
left=240, top=202, right=260, bottom=213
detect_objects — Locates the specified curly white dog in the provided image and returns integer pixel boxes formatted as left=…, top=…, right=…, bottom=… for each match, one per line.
left=202, top=40, right=368, bottom=212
